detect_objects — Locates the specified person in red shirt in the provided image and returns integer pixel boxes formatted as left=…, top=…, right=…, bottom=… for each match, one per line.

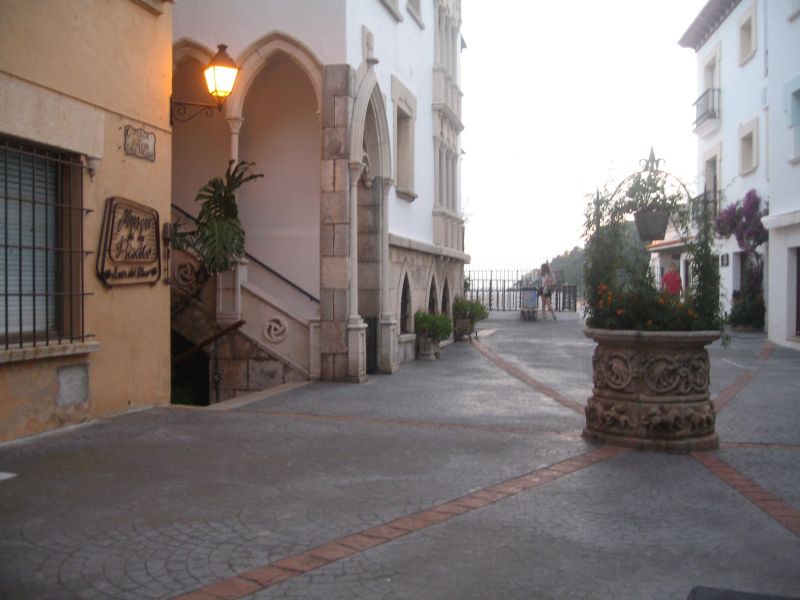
left=661, top=262, right=682, bottom=295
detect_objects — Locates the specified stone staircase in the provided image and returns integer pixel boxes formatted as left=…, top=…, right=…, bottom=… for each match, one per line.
left=170, top=247, right=320, bottom=403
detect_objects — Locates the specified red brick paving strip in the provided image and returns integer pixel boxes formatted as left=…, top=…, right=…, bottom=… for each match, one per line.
left=721, top=441, right=800, bottom=450
left=471, top=340, right=585, bottom=414
left=709, top=340, right=773, bottom=412
left=172, top=445, right=627, bottom=599
left=713, top=370, right=756, bottom=413
left=692, top=452, right=800, bottom=537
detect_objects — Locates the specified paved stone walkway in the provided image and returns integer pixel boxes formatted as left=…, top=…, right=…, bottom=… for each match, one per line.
left=1, top=314, right=799, bottom=599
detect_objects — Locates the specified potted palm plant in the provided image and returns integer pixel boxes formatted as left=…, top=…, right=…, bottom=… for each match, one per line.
left=169, top=160, right=263, bottom=316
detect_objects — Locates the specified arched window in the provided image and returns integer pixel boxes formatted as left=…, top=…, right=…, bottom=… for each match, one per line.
left=400, top=275, right=412, bottom=333
left=428, top=278, right=438, bottom=313
left=441, top=280, right=450, bottom=315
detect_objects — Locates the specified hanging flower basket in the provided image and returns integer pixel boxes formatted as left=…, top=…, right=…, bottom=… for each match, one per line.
left=633, top=209, right=670, bottom=241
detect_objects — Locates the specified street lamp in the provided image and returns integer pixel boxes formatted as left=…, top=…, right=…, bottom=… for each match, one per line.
left=171, top=44, right=239, bottom=124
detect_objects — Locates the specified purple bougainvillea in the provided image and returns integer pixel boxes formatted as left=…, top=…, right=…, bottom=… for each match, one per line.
left=715, top=188, right=768, bottom=328
left=715, top=188, right=768, bottom=254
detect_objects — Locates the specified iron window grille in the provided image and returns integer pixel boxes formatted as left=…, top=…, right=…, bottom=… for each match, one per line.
left=1, top=136, right=92, bottom=349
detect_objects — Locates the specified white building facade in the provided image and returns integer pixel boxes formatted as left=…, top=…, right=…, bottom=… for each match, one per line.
left=679, top=0, right=800, bottom=348
left=171, top=0, right=468, bottom=393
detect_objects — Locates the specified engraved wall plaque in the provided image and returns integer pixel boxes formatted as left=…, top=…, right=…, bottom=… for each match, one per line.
left=96, top=197, right=161, bottom=286
left=124, top=125, right=156, bottom=161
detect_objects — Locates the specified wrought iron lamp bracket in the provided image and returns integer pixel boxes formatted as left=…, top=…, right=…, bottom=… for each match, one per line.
left=170, top=97, right=222, bottom=125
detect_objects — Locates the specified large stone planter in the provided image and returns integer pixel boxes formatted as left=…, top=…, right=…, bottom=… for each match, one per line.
left=417, top=336, right=439, bottom=360
left=454, top=318, right=475, bottom=341
left=583, top=328, right=720, bottom=452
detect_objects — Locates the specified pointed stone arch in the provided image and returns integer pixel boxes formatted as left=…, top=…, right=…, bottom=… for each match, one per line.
left=427, top=273, right=439, bottom=313
left=173, top=37, right=214, bottom=69
left=441, top=277, right=451, bottom=315
left=399, top=273, right=413, bottom=334
left=349, top=71, right=391, bottom=179
left=226, top=31, right=323, bottom=119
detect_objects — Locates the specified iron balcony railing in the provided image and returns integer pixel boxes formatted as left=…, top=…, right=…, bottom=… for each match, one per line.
left=694, top=88, right=720, bottom=127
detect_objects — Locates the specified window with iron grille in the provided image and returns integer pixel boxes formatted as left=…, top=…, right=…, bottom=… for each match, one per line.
left=1, top=136, right=90, bottom=349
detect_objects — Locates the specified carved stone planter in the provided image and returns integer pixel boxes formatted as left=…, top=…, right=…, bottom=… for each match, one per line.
left=417, top=336, right=439, bottom=360
left=583, top=328, right=720, bottom=452
left=454, top=318, right=475, bottom=341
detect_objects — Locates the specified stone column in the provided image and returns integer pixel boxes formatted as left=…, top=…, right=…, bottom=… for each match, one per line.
left=445, top=19, right=452, bottom=75
left=379, top=176, right=398, bottom=374
left=433, top=137, right=441, bottom=206
left=448, top=149, right=455, bottom=211
left=226, top=116, right=244, bottom=162
left=347, top=161, right=367, bottom=383
left=439, top=143, right=447, bottom=209
left=216, top=258, right=248, bottom=325
left=347, top=161, right=364, bottom=322
left=217, top=116, right=247, bottom=324
left=451, top=152, right=458, bottom=212
left=320, top=64, right=354, bottom=381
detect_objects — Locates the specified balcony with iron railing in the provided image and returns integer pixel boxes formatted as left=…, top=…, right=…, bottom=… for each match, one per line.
left=693, top=88, right=720, bottom=137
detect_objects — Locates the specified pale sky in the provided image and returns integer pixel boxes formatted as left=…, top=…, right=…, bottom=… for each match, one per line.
left=460, top=0, right=708, bottom=270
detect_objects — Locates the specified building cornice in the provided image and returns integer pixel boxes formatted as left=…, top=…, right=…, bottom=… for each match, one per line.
left=678, top=0, right=741, bottom=51
left=389, top=233, right=470, bottom=263
left=763, top=209, right=800, bottom=230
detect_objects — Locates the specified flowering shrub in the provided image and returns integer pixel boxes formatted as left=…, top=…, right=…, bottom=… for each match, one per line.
left=715, top=189, right=768, bottom=253
left=590, top=283, right=703, bottom=331
left=583, top=158, right=722, bottom=332
left=715, top=189, right=767, bottom=329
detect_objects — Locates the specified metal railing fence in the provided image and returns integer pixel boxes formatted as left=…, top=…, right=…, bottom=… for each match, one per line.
left=464, top=269, right=580, bottom=312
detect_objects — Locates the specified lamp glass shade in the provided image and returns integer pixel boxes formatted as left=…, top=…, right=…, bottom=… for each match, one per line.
left=203, top=44, right=238, bottom=102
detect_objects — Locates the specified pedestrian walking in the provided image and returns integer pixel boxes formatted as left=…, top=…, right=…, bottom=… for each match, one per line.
left=661, top=262, right=682, bottom=296
left=540, top=262, right=557, bottom=320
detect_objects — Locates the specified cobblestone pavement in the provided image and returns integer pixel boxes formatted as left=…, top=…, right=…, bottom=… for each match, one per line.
left=1, top=314, right=798, bottom=599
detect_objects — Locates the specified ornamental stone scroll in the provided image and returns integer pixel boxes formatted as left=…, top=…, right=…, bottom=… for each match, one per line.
left=263, top=317, right=288, bottom=343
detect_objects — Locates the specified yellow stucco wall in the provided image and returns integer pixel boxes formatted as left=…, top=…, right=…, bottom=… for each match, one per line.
left=0, top=0, right=173, bottom=441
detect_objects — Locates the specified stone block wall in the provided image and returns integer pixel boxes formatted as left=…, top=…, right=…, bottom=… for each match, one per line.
left=213, top=330, right=307, bottom=402
left=172, top=298, right=306, bottom=405
left=319, top=64, right=356, bottom=381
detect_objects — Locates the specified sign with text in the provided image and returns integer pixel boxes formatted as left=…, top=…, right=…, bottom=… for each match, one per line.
left=96, top=197, right=161, bottom=286
left=124, top=125, right=156, bottom=161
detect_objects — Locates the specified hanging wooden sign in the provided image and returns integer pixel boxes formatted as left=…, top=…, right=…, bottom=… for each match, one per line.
left=96, top=197, right=161, bottom=286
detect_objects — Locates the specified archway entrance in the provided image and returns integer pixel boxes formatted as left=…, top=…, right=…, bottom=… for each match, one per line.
left=358, top=102, right=382, bottom=374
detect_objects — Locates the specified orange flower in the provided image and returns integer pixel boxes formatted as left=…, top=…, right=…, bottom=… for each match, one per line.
left=658, top=297, right=665, bottom=305
left=616, top=309, right=625, bottom=316
left=646, top=319, right=653, bottom=326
